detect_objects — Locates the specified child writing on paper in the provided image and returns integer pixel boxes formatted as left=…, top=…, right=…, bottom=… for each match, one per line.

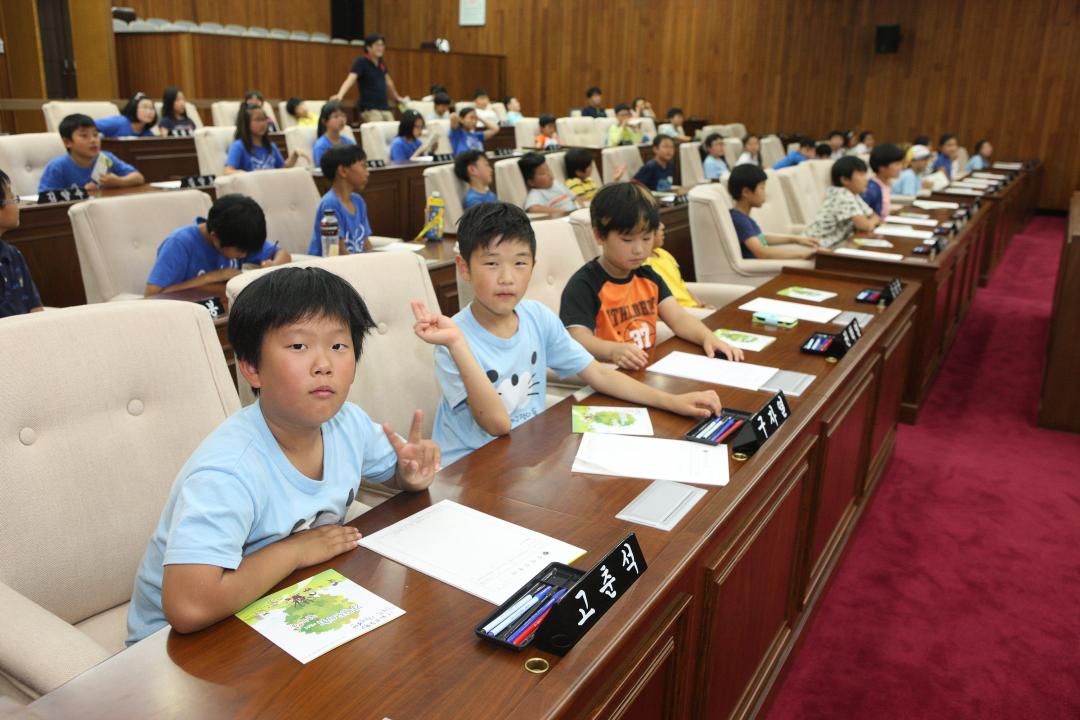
left=728, top=165, right=819, bottom=260
left=519, top=153, right=579, bottom=215
left=96, top=92, right=157, bottom=138
left=128, top=266, right=439, bottom=643
left=802, top=156, right=880, bottom=248
left=0, top=168, right=44, bottom=317
left=412, top=201, right=723, bottom=466
left=456, top=150, right=497, bottom=209
left=861, top=143, right=905, bottom=217
left=560, top=183, right=744, bottom=369
left=38, top=114, right=145, bottom=192
left=224, top=104, right=306, bottom=173
left=389, top=110, right=435, bottom=162
left=144, top=193, right=290, bottom=296
left=312, top=101, right=357, bottom=166
left=308, top=145, right=372, bottom=256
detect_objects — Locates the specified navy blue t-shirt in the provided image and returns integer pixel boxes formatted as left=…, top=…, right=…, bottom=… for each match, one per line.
left=729, top=209, right=765, bottom=259
left=0, top=240, right=43, bottom=317
left=633, top=159, right=674, bottom=191
left=350, top=54, right=390, bottom=111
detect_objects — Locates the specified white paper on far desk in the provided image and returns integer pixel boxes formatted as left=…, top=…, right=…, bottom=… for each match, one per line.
left=884, top=215, right=938, bottom=227
left=992, top=161, right=1022, bottom=170
left=738, top=297, right=842, bottom=323
left=875, top=224, right=935, bottom=240
left=371, top=241, right=426, bottom=253
left=914, top=199, right=960, bottom=210
left=832, top=247, right=905, bottom=262
left=358, top=500, right=585, bottom=605
left=647, top=350, right=778, bottom=391
left=942, top=187, right=984, bottom=197
left=573, top=433, right=730, bottom=487
left=150, top=180, right=182, bottom=190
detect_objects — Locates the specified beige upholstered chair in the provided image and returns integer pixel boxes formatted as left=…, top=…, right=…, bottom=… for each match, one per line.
left=760, top=135, right=785, bottom=168
left=405, top=100, right=434, bottom=117
left=688, top=182, right=812, bottom=286
left=359, top=121, right=399, bottom=162
left=955, top=147, right=970, bottom=177
left=601, top=145, right=643, bottom=183
left=679, top=141, right=706, bottom=186
left=751, top=169, right=804, bottom=235
left=723, top=137, right=743, bottom=168
left=568, top=207, right=598, bottom=262
left=193, top=126, right=235, bottom=176
left=776, top=164, right=824, bottom=226
left=40, top=101, right=120, bottom=133
left=0, top=301, right=239, bottom=704
left=555, top=117, right=600, bottom=147
left=494, top=156, right=528, bottom=207
left=422, top=163, right=467, bottom=232
left=210, top=100, right=279, bottom=129
left=547, top=151, right=600, bottom=187
left=514, top=117, right=540, bottom=149
left=276, top=100, right=324, bottom=130
left=69, top=189, right=213, bottom=302
left=283, top=126, right=357, bottom=169
left=805, top=159, right=834, bottom=197
left=634, top=118, right=657, bottom=140
left=490, top=102, right=508, bottom=121
left=0, top=133, right=66, bottom=195
left=214, top=168, right=320, bottom=256
left=153, top=102, right=204, bottom=129
left=595, top=117, right=616, bottom=143
left=424, top=119, right=453, bottom=155
left=700, top=124, right=728, bottom=139
left=727, top=123, right=748, bottom=139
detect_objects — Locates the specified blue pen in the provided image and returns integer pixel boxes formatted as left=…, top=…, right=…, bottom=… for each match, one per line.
left=695, top=417, right=722, bottom=439
left=508, top=588, right=567, bottom=644
left=487, top=585, right=551, bottom=637
left=708, top=416, right=736, bottom=442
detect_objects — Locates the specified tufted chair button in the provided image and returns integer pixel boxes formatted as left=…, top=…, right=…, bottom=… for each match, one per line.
left=19, top=427, right=36, bottom=446
left=127, top=399, right=145, bottom=416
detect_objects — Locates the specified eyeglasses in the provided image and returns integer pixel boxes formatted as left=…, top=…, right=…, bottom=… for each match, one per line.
left=0, top=195, right=21, bottom=208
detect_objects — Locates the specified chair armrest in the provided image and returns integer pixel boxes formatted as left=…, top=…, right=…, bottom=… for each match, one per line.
left=685, top=282, right=754, bottom=308
left=730, top=258, right=814, bottom=276
left=0, top=581, right=111, bottom=697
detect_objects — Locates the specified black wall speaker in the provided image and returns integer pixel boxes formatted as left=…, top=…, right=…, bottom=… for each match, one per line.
left=875, top=25, right=901, bottom=53
left=331, top=0, right=364, bottom=41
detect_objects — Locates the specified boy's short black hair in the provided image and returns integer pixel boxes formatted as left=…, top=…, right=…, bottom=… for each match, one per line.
left=206, top=194, right=267, bottom=254
left=285, top=97, right=302, bottom=116
left=473, top=88, right=488, bottom=99
left=503, top=96, right=516, bottom=106
left=666, top=107, right=683, bottom=119
left=859, top=130, right=873, bottom=143
left=0, top=168, right=10, bottom=195
left=869, top=143, right=904, bottom=172
left=585, top=86, right=601, bottom=98
left=517, top=152, right=546, bottom=183
left=243, top=89, right=264, bottom=103
left=614, top=103, right=631, bottom=114
left=912, top=134, right=930, bottom=146
left=456, top=201, right=536, bottom=263
left=828, top=130, right=845, bottom=140
left=320, top=143, right=367, bottom=179
left=798, top=136, right=815, bottom=149
left=453, top=149, right=486, bottom=182
left=652, top=134, right=674, bottom=149
left=59, top=113, right=97, bottom=141
left=364, top=33, right=385, bottom=46
left=538, top=113, right=555, bottom=128
left=229, top=266, right=376, bottom=368
left=590, top=183, right=659, bottom=237
left=564, top=147, right=592, bottom=177
left=728, top=164, right=767, bottom=201
left=815, top=142, right=832, bottom=158
left=433, top=92, right=452, bottom=107
left=939, top=132, right=956, bottom=146
left=121, top=91, right=157, bottom=130
left=831, top=156, right=868, bottom=186
left=430, top=83, right=448, bottom=95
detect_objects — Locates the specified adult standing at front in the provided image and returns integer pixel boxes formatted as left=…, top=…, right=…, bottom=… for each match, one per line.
left=330, top=33, right=404, bottom=123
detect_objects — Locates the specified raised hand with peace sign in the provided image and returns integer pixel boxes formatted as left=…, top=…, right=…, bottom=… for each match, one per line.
left=383, top=408, right=440, bottom=491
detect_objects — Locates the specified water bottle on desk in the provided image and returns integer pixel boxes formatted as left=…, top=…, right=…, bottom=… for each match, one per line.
left=423, top=191, right=445, bottom=242
left=320, top=209, right=341, bottom=256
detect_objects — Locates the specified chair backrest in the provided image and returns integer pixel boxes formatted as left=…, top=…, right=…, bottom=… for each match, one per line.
left=290, top=31, right=310, bottom=41
left=0, top=132, right=66, bottom=196
left=425, top=118, right=453, bottom=155
left=112, top=18, right=128, bottom=32
left=69, top=189, right=213, bottom=302
left=570, top=108, right=582, bottom=118
left=0, top=301, right=239, bottom=627
left=514, top=117, right=540, bottom=149
left=406, top=100, right=434, bottom=117
left=225, top=253, right=440, bottom=435
left=193, top=126, right=235, bottom=176
left=601, top=145, right=643, bottom=184
left=127, top=20, right=159, bottom=32
left=679, top=141, right=705, bottom=186
left=546, top=150, right=600, bottom=186
left=525, top=220, right=586, bottom=314
left=555, top=117, right=600, bottom=147
left=727, top=123, right=747, bottom=139
left=760, top=135, right=785, bottom=168
left=284, top=126, right=355, bottom=169
left=956, top=146, right=970, bottom=176
left=423, top=163, right=466, bottom=231
left=211, top=100, right=278, bottom=129
left=41, top=101, right=119, bottom=133
left=688, top=183, right=748, bottom=284
left=751, top=168, right=800, bottom=234
left=493, top=156, right=528, bottom=207
left=723, top=137, right=743, bottom=168
left=246, top=26, right=269, bottom=37
left=359, top=121, right=399, bottom=161
left=213, top=168, right=320, bottom=255
left=604, top=108, right=616, bottom=118
left=199, top=21, right=223, bottom=32
left=700, top=124, right=727, bottom=139
left=154, top=101, right=204, bottom=129
left=568, top=207, right=599, bottom=261
left=277, top=100, right=325, bottom=130
left=269, top=28, right=289, bottom=39
left=635, top=118, right=657, bottom=140
left=805, top=159, right=833, bottom=198
left=595, top=117, right=615, bottom=143
left=776, top=164, right=822, bottom=225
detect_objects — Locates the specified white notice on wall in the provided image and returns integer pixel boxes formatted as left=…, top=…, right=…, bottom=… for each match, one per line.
left=459, top=0, right=486, bottom=26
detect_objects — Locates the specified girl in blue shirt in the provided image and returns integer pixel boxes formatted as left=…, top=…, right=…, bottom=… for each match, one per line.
left=388, top=110, right=434, bottom=162
left=931, top=133, right=960, bottom=179
left=449, top=106, right=498, bottom=155
left=158, top=87, right=198, bottom=136
left=96, top=91, right=157, bottom=138
left=966, top=139, right=993, bottom=172
left=312, top=101, right=355, bottom=166
left=700, top=132, right=730, bottom=180
left=224, top=103, right=305, bottom=173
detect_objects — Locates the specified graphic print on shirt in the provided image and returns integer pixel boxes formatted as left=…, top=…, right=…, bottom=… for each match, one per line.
left=289, top=487, right=356, bottom=532
left=486, top=350, right=540, bottom=419
left=597, top=276, right=662, bottom=350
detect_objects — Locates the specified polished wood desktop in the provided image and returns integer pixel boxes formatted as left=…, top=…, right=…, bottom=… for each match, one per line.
left=28, top=267, right=919, bottom=720
left=1037, top=190, right=1080, bottom=433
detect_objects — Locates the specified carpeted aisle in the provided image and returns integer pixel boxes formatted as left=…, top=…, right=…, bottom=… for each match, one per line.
left=764, top=216, right=1080, bottom=720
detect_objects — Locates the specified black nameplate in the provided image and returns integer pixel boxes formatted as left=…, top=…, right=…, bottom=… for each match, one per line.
left=533, top=533, right=646, bottom=656
left=169, top=128, right=194, bottom=137
left=180, top=174, right=215, bottom=188
left=193, top=296, right=225, bottom=318
left=672, top=193, right=689, bottom=205
left=494, top=147, right=515, bottom=157
left=884, top=277, right=903, bottom=303
left=722, top=391, right=791, bottom=458
left=432, top=153, right=454, bottom=162
left=367, top=158, right=386, bottom=168
left=36, top=186, right=90, bottom=204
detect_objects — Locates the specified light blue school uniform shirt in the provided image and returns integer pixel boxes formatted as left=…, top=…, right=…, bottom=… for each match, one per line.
left=95, top=114, right=155, bottom=138
left=225, top=139, right=284, bottom=171
left=38, top=151, right=135, bottom=191
left=127, top=401, right=398, bottom=644
left=463, top=187, right=497, bottom=209
left=449, top=127, right=485, bottom=155
left=146, top=219, right=275, bottom=288
left=703, top=155, right=729, bottom=180
left=389, top=136, right=422, bottom=162
left=433, top=300, right=593, bottom=466
left=504, top=111, right=523, bottom=126
left=966, top=155, right=988, bottom=172
left=312, top=133, right=356, bottom=166
left=307, top=190, right=372, bottom=255
left=893, top=168, right=922, bottom=196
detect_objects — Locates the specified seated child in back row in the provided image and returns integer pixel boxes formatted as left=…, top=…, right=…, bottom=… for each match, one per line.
left=456, top=150, right=496, bottom=209
left=449, top=106, right=499, bottom=155
left=312, top=101, right=356, bottom=166
left=412, top=202, right=725, bottom=467
left=607, top=104, right=643, bottom=147
left=633, top=135, right=676, bottom=191
left=564, top=148, right=601, bottom=201
left=727, top=165, right=820, bottom=260
left=893, top=144, right=934, bottom=195
left=519, top=153, right=579, bottom=215
left=0, top=168, right=44, bottom=318
left=127, top=266, right=439, bottom=643
left=535, top=114, right=559, bottom=150
left=862, top=144, right=905, bottom=217
left=309, top=144, right=372, bottom=256
left=560, top=183, right=744, bottom=369
left=39, top=114, right=145, bottom=192
left=285, top=97, right=318, bottom=128
left=96, top=92, right=157, bottom=138
left=658, top=107, right=691, bottom=142
left=225, top=103, right=306, bottom=173
left=701, top=133, right=729, bottom=181
left=144, top=194, right=290, bottom=296
left=802, top=156, right=880, bottom=248
left=643, top=221, right=706, bottom=309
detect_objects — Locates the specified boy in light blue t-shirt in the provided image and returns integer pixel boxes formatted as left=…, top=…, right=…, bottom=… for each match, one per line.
left=412, top=202, right=725, bottom=467
left=455, top=150, right=496, bottom=210
left=127, top=267, right=440, bottom=644
left=39, top=113, right=144, bottom=192
left=308, top=144, right=373, bottom=255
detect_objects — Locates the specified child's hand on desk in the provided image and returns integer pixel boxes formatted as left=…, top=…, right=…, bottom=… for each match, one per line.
left=665, top=390, right=722, bottom=418
left=610, top=342, right=649, bottom=370
left=383, top=409, right=441, bottom=489
left=286, top=524, right=362, bottom=568
left=704, top=335, right=744, bottom=362
left=411, top=300, right=462, bottom=347
left=795, top=236, right=820, bottom=247
left=206, top=267, right=242, bottom=283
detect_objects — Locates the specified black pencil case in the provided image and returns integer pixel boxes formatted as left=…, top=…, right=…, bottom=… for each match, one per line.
left=684, top=409, right=752, bottom=446
left=474, top=563, right=584, bottom=651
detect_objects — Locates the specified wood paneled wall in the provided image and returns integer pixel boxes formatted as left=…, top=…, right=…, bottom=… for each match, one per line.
left=366, top=0, right=1080, bottom=210
left=70, top=0, right=118, bottom=99
left=123, top=0, right=331, bottom=34
left=0, top=0, right=47, bottom=133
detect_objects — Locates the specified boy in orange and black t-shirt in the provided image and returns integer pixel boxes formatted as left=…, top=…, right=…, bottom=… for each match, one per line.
left=560, top=183, right=743, bottom=370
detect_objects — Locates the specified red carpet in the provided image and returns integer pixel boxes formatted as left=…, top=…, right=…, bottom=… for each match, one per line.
left=765, top=216, right=1080, bottom=720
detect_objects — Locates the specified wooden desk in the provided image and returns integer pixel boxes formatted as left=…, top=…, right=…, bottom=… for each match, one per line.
left=1037, top=190, right=1080, bottom=432
left=28, top=268, right=919, bottom=720
left=100, top=133, right=290, bottom=183
left=814, top=201, right=988, bottom=423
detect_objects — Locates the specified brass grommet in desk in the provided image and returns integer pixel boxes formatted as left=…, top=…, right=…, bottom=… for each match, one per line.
left=525, top=657, right=550, bottom=674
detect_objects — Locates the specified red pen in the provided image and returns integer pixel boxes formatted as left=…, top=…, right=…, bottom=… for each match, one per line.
left=715, top=418, right=744, bottom=443
left=512, top=607, right=553, bottom=646
left=820, top=337, right=834, bottom=352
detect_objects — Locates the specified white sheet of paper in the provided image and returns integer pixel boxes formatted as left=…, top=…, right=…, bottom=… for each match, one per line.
left=738, top=297, right=842, bottom=323
left=992, top=162, right=1022, bottom=170
left=942, top=187, right=984, bottom=196
left=647, top=350, right=779, bottom=390
left=372, top=242, right=426, bottom=253
left=914, top=199, right=960, bottom=210
left=953, top=178, right=995, bottom=187
left=573, top=433, right=730, bottom=487
left=884, top=215, right=938, bottom=227
left=832, top=247, right=905, bottom=262
left=853, top=238, right=895, bottom=248
left=150, top=180, right=183, bottom=190
left=359, top=500, right=586, bottom=605
left=973, top=172, right=1007, bottom=180
left=875, top=224, right=935, bottom=240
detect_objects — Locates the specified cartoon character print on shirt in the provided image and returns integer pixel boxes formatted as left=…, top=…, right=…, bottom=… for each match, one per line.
left=289, top=487, right=356, bottom=533
left=485, top=350, right=541, bottom=422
